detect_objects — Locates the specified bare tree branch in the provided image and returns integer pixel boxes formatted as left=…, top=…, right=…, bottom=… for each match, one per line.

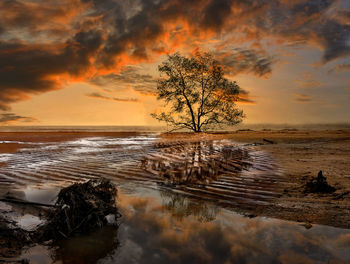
left=152, top=52, right=245, bottom=132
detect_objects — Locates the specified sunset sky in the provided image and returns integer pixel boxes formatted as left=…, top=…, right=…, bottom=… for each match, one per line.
left=0, top=0, right=349, bottom=126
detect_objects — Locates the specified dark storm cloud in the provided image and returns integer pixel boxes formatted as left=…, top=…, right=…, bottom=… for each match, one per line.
left=337, top=9, right=350, bottom=22
left=0, top=113, right=37, bottom=123
left=236, top=89, right=256, bottom=104
left=91, top=63, right=258, bottom=100
left=294, top=94, right=312, bottom=103
left=320, top=21, right=350, bottom=63
left=92, top=66, right=155, bottom=86
left=263, top=1, right=350, bottom=63
left=0, top=0, right=349, bottom=109
left=0, top=0, right=81, bottom=39
left=216, top=49, right=275, bottom=77
left=91, top=66, right=157, bottom=95
left=0, top=29, right=103, bottom=110
left=328, top=63, right=350, bottom=74
left=237, top=97, right=255, bottom=104
left=86, top=92, right=139, bottom=102
left=200, top=0, right=233, bottom=31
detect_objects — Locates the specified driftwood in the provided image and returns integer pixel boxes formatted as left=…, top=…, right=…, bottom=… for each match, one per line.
left=263, top=138, right=275, bottom=144
left=1, top=178, right=120, bottom=261
left=38, top=178, right=119, bottom=241
left=0, top=198, right=56, bottom=208
left=334, top=191, right=350, bottom=200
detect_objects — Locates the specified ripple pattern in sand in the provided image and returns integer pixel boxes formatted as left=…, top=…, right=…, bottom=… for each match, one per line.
left=0, top=135, right=285, bottom=208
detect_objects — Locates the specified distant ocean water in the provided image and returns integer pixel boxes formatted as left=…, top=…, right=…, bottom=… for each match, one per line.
left=0, top=123, right=349, bottom=132
left=0, top=126, right=165, bottom=132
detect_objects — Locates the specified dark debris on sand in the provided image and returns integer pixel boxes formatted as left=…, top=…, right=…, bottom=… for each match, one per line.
left=0, top=178, right=120, bottom=260
left=304, top=171, right=336, bottom=194
left=0, top=219, right=32, bottom=259
left=38, top=178, right=120, bottom=241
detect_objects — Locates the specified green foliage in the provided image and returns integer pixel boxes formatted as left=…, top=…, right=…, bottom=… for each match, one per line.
left=151, top=52, right=244, bottom=132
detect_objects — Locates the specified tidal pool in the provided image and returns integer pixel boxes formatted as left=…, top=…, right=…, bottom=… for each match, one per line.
left=15, top=182, right=350, bottom=264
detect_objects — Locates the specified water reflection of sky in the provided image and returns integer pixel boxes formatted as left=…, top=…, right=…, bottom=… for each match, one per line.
left=15, top=182, right=350, bottom=264
left=107, top=184, right=350, bottom=264
left=2, top=134, right=348, bottom=263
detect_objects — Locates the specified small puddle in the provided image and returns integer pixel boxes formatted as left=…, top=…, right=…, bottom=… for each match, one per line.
left=23, top=185, right=60, bottom=205
left=16, top=214, right=44, bottom=231
left=0, top=201, right=12, bottom=211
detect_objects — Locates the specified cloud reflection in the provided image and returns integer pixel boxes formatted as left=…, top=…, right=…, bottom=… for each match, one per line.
left=112, top=188, right=350, bottom=264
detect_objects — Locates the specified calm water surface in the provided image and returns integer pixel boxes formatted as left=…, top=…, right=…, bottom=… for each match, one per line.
left=15, top=183, right=350, bottom=264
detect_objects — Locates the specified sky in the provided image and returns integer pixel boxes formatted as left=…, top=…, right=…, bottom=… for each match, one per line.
left=0, top=0, right=349, bottom=126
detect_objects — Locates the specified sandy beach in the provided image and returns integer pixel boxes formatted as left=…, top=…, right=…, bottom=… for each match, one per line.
left=223, top=129, right=350, bottom=228
left=1, top=129, right=350, bottom=262
left=1, top=129, right=349, bottom=228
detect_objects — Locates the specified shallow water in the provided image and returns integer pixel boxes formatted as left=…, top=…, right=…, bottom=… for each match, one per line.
left=12, top=183, right=350, bottom=264
left=0, top=133, right=350, bottom=263
left=0, top=134, right=284, bottom=209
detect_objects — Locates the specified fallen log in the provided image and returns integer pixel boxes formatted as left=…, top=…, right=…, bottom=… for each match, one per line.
left=0, top=198, right=56, bottom=208
left=263, top=138, right=275, bottom=144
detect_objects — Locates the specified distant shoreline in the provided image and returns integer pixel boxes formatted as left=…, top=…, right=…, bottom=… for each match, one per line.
left=0, top=123, right=350, bottom=132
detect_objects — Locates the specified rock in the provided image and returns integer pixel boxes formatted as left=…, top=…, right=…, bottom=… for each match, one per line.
left=302, top=222, right=313, bottom=229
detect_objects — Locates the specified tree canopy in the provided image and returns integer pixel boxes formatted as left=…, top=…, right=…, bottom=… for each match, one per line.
left=152, top=52, right=244, bottom=132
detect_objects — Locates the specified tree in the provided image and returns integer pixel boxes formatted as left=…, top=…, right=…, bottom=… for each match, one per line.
left=151, top=51, right=245, bottom=132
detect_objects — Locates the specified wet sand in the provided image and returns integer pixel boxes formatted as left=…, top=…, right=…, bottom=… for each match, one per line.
left=223, top=129, right=350, bottom=228
left=0, top=129, right=349, bottom=229
left=1, top=129, right=350, bottom=262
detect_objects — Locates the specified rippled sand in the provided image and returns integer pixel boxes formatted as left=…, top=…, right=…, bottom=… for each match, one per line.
left=1, top=130, right=350, bottom=227
left=1, top=130, right=350, bottom=263
left=0, top=132, right=284, bottom=211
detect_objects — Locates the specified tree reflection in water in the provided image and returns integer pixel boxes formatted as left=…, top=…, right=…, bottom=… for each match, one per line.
left=159, top=188, right=219, bottom=222
left=142, top=140, right=250, bottom=184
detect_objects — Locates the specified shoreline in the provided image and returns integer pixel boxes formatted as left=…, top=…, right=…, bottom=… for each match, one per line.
left=0, top=129, right=350, bottom=229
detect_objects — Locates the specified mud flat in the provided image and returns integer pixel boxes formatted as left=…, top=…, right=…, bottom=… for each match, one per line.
left=222, top=129, right=350, bottom=228
left=1, top=129, right=349, bottom=229
left=1, top=129, right=350, bottom=262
